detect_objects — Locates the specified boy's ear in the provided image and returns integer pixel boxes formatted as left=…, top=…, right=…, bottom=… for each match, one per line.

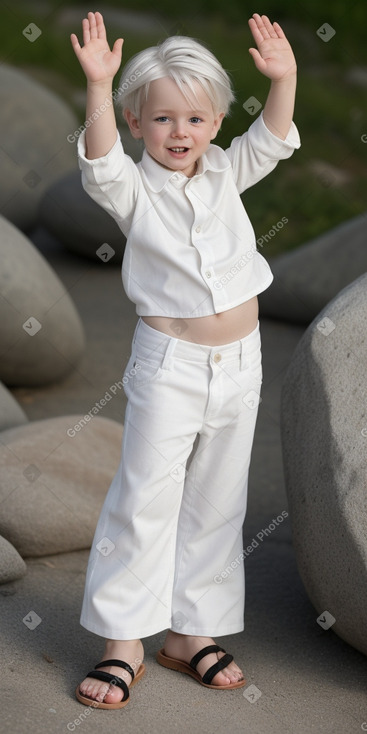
left=210, top=111, right=225, bottom=140
left=123, top=109, right=143, bottom=139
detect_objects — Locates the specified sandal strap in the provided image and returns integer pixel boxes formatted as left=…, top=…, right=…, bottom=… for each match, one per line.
left=94, top=659, right=135, bottom=681
left=202, top=653, right=234, bottom=685
left=189, top=645, right=234, bottom=686
left=86, top=670, right=129, bottom=701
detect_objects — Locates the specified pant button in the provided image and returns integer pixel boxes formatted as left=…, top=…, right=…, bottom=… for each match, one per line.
left=213, top=353, right=222, bottom=363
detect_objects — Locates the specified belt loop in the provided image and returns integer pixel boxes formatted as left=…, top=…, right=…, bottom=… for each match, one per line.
left=161, top=335, right=178, bottom=370
left=132, top=317, right=141, bottom=345
left=240, top=337, right=247, bottom=371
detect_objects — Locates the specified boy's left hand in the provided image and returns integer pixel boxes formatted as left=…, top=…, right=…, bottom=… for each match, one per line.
left=248, top=14, right=296, bottom=81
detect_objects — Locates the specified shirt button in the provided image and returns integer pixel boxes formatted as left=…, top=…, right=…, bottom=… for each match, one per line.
left=213, top=353, right=222, bottom=363
left=205, top=271, right=212, bottom=278
left=195, top=225, right=201, bottom=233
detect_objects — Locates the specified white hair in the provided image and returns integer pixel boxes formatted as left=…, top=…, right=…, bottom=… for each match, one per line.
left=115, top=35, right=235, bottom=118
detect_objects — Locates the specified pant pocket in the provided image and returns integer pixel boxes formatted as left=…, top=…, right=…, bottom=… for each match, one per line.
left=246, top=346, right=263, bottom=384
left=128, top=344, right=164, bottom=389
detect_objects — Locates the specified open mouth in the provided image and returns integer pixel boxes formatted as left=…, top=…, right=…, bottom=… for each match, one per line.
left=168, top=147, right=189, bottom=155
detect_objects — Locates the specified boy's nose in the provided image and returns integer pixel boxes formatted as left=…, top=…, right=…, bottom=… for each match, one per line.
left=172, top=123, right=188, bottom=138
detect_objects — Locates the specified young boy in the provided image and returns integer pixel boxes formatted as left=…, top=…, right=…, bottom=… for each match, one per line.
left=71, top=11, right=299, bottom=709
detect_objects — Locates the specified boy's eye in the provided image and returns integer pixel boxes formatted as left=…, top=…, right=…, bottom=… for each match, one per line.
left=154, top=116, right=202, bottom=123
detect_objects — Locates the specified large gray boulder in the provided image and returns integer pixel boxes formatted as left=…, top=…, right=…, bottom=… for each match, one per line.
left=0, top=415, right=123, bottom=557
left=38, top=128, right=141, bottom=262
left=0, top=64, right=78, bottom=231
left=0, top=214, right=85, bottom=387
left=0, top=381, right=28, bottom=431
left=38, top=169, right=125, bottom=262
left=281, top=273, right=367, bottom=655
left=259, top=213, right=367, bottom=324
left=0, top=535, right=27, bottom=584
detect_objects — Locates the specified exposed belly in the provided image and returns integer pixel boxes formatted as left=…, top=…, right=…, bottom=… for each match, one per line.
left=142, top=296, right=259, bottom=346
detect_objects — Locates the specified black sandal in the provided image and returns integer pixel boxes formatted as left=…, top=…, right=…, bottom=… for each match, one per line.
left=156, top=645, right=245, bottom=689
left=75, top=658, right=146, bottom=709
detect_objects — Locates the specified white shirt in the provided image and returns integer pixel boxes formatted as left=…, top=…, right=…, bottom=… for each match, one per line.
left=77, top=113, right=300, bottom=318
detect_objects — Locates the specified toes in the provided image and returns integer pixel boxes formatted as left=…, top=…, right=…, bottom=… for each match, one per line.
left=212, top=665, right=244, bottom=686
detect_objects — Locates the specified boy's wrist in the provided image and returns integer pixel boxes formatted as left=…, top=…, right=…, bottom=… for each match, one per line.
left=270, top=70, right=297, bottom=85
left=87, top=79, right=115, bottom=93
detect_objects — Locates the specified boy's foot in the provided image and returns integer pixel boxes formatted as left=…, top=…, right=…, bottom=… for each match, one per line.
left=77, top=638, right=144, bottom=705
left=162, top=630, right=244, bottom=687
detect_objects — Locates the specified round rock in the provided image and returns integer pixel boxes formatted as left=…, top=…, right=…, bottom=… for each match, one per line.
left=0, top=415, right=123, bottom=557
left=259, top=213, right=367, bottom=324
left=0, top=381, right=28, bottom=431
left=0, top=535, right=27, bottom=584
left=38, top=169, right=125, bottom=262
left=0, top=64, right=78, bottom=231
left=38, top=129, right=142, bottom=262
left=281, top=273, right=367, bottom=655
left=0, top=214, right=85, bottom=387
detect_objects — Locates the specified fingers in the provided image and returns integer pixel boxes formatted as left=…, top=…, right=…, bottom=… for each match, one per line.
left=273, top=21, right=286, bottom=39
left=248, top=47, right=267, bottom=73
left=81, top=11, right=106, bottom=46
left=112, top=38, right=124, bottom=60
left=249, top=13, right=283, bottom=42
left=95, top=11, right=107, bottom=40
left=70, top=33, right=81, bottom=55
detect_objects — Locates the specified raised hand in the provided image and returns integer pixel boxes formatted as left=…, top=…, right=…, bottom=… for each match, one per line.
left=70, top=11, right=123, bottom=84
left=248, top=14, right=296, bottom=81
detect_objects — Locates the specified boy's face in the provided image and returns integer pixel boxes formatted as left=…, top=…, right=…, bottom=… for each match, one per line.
left=124, top=76, right=224, bottom=178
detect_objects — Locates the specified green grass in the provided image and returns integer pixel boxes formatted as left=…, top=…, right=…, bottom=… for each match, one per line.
left=2, top=0, right=367, bottom=255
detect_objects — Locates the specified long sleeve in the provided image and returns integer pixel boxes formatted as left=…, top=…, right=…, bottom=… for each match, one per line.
left=225, top=111, right=300, bottom=194
left=77, top=129, right=141, bottom=231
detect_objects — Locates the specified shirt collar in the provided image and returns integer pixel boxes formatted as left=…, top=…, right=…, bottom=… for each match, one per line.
left=139, top=144, right=231, bottom=193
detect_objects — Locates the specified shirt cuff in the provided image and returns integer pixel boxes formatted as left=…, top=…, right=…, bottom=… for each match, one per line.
left=249, top=111, right=301, bottom=156
left=77, top=129, right=125, bottom=184
left=77, top=129, right=121, bottom=168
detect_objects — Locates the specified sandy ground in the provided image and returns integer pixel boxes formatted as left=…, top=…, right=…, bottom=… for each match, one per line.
left=2, top=229, right=367, bottom=734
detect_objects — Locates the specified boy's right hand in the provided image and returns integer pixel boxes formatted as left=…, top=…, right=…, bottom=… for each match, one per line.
left=70, top=11, right=123, bottom=84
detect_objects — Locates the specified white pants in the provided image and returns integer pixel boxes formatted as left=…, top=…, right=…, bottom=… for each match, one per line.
left=80, top=318, right=262, bottom=640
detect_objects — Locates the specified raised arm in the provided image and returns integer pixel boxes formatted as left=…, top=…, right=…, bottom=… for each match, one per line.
left=248, top=13, right=297, bottom=140
left=70, top=11, right=123, bottom=159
